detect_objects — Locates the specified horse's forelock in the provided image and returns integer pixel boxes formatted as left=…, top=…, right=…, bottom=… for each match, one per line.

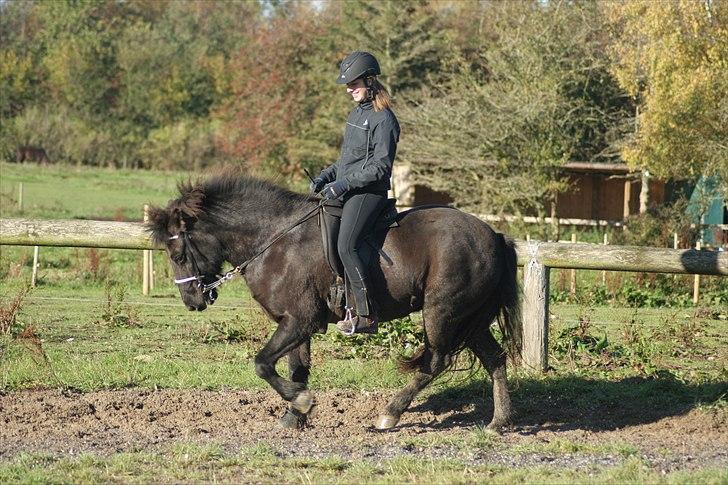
left=145, top=205, right=171, bottom=245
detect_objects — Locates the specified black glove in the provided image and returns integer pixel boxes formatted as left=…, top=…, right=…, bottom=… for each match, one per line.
left=322, top=180, right=349, bottom=200
left=309, top=177, right=325, bottom=194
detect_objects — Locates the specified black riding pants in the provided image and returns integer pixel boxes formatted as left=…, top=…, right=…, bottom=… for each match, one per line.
left=337, top=191, right=386, bottom=316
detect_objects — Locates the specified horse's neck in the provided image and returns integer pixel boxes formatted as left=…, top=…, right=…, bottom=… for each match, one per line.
left=217, top=199, right=317, bottom=266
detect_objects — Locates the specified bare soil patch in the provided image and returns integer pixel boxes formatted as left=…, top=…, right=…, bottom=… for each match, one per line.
left=1, top=388, right=726, bottom=472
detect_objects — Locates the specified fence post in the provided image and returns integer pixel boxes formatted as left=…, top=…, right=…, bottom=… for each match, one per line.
left=522, top=243, right=550, bottom=372
left=143, top=205, right=150, bottom=296
left=149, top=248, right=154, bottom=291
left=693, top=240, right=701, bottom=304
left=570, top=232, right=577, bottom=297
left=18, top=182, right=24, bottom=211
left=601, top=232, right=608, bottom=285
left=31, top=246, right=39, bottom=287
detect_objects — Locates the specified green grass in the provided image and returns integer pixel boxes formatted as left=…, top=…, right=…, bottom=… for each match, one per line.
left=1, top=445, right=725, bottom=484
left=0, top=162, right=184, bottom=220
left=510, top=438, right=639, bottom=457
left=1, top=163, right=727, bottom=483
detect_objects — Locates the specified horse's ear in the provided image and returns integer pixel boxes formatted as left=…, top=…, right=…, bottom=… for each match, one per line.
left=177, top=181, right=205, bottom=218
left=169, top=207, right=188, bottom=234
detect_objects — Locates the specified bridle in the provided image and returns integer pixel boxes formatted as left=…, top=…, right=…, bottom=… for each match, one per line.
left=170, top=231, right=224, bottom=303
left=170, top=200, right=324, bottom=299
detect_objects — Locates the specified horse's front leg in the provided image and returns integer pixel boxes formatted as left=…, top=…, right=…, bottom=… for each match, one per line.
left=279, top=339, right=312, bottom=429
left=254, top=322, right=315, bottom=416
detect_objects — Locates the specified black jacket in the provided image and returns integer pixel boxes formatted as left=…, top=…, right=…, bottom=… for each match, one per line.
left=319, top=101, right=400, bottom=193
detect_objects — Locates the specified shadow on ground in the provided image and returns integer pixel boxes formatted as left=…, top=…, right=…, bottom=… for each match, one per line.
left=406, top=372, right=728, bottom=432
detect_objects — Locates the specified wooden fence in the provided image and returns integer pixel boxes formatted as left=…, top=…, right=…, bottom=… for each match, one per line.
left=2, top=218, right=726, bottom=371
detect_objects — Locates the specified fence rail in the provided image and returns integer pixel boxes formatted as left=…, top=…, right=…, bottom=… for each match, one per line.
left=2, top=218, right=726, bottom=371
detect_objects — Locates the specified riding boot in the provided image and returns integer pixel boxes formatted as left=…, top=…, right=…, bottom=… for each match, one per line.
left=336, top=310, right=378, bottom=336
left=336, top=277, right=378, bottom=335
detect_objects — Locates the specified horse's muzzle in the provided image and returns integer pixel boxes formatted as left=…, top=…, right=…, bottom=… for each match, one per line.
left=204, top=288, right=218, bottom=305
left=188, top=302, right=207, bottom=311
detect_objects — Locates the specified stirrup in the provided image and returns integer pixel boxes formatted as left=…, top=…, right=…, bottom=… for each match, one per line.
left=336, top=308, right=379, bottom=336
left=337, top=307, right=356, bottom=336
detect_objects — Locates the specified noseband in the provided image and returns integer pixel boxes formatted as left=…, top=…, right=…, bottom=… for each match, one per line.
left=170, top=232, right=223, bottom=303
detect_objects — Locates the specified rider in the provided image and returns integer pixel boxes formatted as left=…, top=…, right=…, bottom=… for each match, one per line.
left=310, top=51, right=400, bottom=335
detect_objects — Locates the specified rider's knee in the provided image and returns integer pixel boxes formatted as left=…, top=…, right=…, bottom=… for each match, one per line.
left=337, top=238, right=356, bottom=261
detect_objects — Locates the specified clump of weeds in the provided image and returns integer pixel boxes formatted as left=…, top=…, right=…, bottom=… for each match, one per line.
left=99, top=280, right=141, bottom=327
left=0, top=284, right=33, bottom=337
left=0, top=285, right=58, bottom=381
left=200, top=313, right=270, bottom=346
left=618, top=311, right=661, bottom=375
left=324, top=315, right=423, bottom=359
left=551, top=305, right=609, bottom=370
left=75, top=248, right=110, bottom=282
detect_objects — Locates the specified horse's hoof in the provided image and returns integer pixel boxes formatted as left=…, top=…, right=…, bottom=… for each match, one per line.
left=375, top=414, right=399, bottom=430
left=291, top=390, right=314, bottom=414
left=279, top=409, right=305, bottom=430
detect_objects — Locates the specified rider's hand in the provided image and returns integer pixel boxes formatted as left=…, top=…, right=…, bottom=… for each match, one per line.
left=309, top=177, right=325, bottom=194
left=322, top=180, right=349, bottom=200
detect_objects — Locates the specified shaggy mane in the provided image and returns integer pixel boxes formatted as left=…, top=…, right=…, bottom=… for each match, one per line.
left=146, top=172, right=312, bottom=245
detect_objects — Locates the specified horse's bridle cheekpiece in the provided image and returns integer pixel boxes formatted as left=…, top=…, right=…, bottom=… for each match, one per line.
left=169, top=232, right=223, bottom=304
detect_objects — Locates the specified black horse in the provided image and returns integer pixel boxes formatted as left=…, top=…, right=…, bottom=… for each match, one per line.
left=147, top=174, right=522, bottom=431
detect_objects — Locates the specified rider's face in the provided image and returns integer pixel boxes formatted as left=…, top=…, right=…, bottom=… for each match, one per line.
left=346, top=78, right=367, bottom=102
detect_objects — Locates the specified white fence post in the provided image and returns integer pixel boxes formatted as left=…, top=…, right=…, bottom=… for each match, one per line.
left=31, top=245, right=39, bottom=287
left=522, top=243, right=550, bottom=372
left=693, top=240, right=701, bottom=304
left=601, top=232, right=608, bottom=285
left=570, top=232, right=577, bottom=297
left=143, top=205, right=150, bottom=296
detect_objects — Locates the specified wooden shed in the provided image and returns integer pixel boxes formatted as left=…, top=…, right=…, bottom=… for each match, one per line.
left=555, top=162, right=666, bottom=221
left=392, top=161, right=667, bottom=223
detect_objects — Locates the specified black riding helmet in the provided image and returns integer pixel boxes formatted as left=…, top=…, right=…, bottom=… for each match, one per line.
left=336, top=51, right=380, bottom=84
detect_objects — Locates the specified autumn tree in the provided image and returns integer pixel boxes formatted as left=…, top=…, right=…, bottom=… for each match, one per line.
left=603, top=0, right=728, bottom=182
left=401, top=1, right=631, bottom=225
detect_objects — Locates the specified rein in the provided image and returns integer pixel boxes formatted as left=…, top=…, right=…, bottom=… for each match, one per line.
left=172, top=200, right=324, bottom=294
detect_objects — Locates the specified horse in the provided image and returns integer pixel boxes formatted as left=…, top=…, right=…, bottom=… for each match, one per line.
left=146, top=173, right=522, bottom=431
left=16, top=145, right=51, bottom=165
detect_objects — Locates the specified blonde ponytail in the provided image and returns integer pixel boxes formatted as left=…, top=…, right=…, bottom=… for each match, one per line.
left=367, top=77, right=392, bottom=112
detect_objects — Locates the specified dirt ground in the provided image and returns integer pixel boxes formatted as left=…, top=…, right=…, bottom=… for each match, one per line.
left=1, top=388, right=726, bottom=472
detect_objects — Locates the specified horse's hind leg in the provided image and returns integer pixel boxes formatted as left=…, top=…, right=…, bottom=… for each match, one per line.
left=467, top=326, right=512, bottom=431
left=376, top=340, right=451, bottom=430
left=279, top=339, right=312, bottom=429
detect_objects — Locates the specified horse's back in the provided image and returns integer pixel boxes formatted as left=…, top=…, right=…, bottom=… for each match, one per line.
left=392, top=205, right=502, bottom=256
left=378, top=205, right=505, bottom=305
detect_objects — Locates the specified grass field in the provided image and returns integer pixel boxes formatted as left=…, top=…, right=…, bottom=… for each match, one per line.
left=1, top=163, right=726, bottom=483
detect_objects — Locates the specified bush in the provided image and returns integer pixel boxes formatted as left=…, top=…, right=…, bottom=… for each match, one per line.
left=611, top=199, right=698, bottom=248
left=140, top=118, right=218, bottom=170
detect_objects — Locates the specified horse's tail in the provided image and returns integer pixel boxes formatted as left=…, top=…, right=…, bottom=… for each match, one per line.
left=496, top=234, right=523, bottom=362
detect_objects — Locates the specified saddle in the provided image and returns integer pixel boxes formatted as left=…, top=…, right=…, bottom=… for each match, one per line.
left=319, top=198, right=399, bottom=317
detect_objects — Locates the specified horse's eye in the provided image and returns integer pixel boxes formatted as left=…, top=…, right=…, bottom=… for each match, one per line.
left=172, top=252, right=186, bottom=264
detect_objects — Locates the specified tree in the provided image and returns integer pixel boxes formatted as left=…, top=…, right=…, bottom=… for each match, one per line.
left=332, top=0, right=450, bottom=99
left=214, top=3, right=347, bottom=176
left=604, top=0, right=728, bottom=182
left=401, top=1, right=631, bottom=224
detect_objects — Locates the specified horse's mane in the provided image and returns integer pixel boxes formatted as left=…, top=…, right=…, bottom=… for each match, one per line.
left=147, top=171, right=312, bottom=244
